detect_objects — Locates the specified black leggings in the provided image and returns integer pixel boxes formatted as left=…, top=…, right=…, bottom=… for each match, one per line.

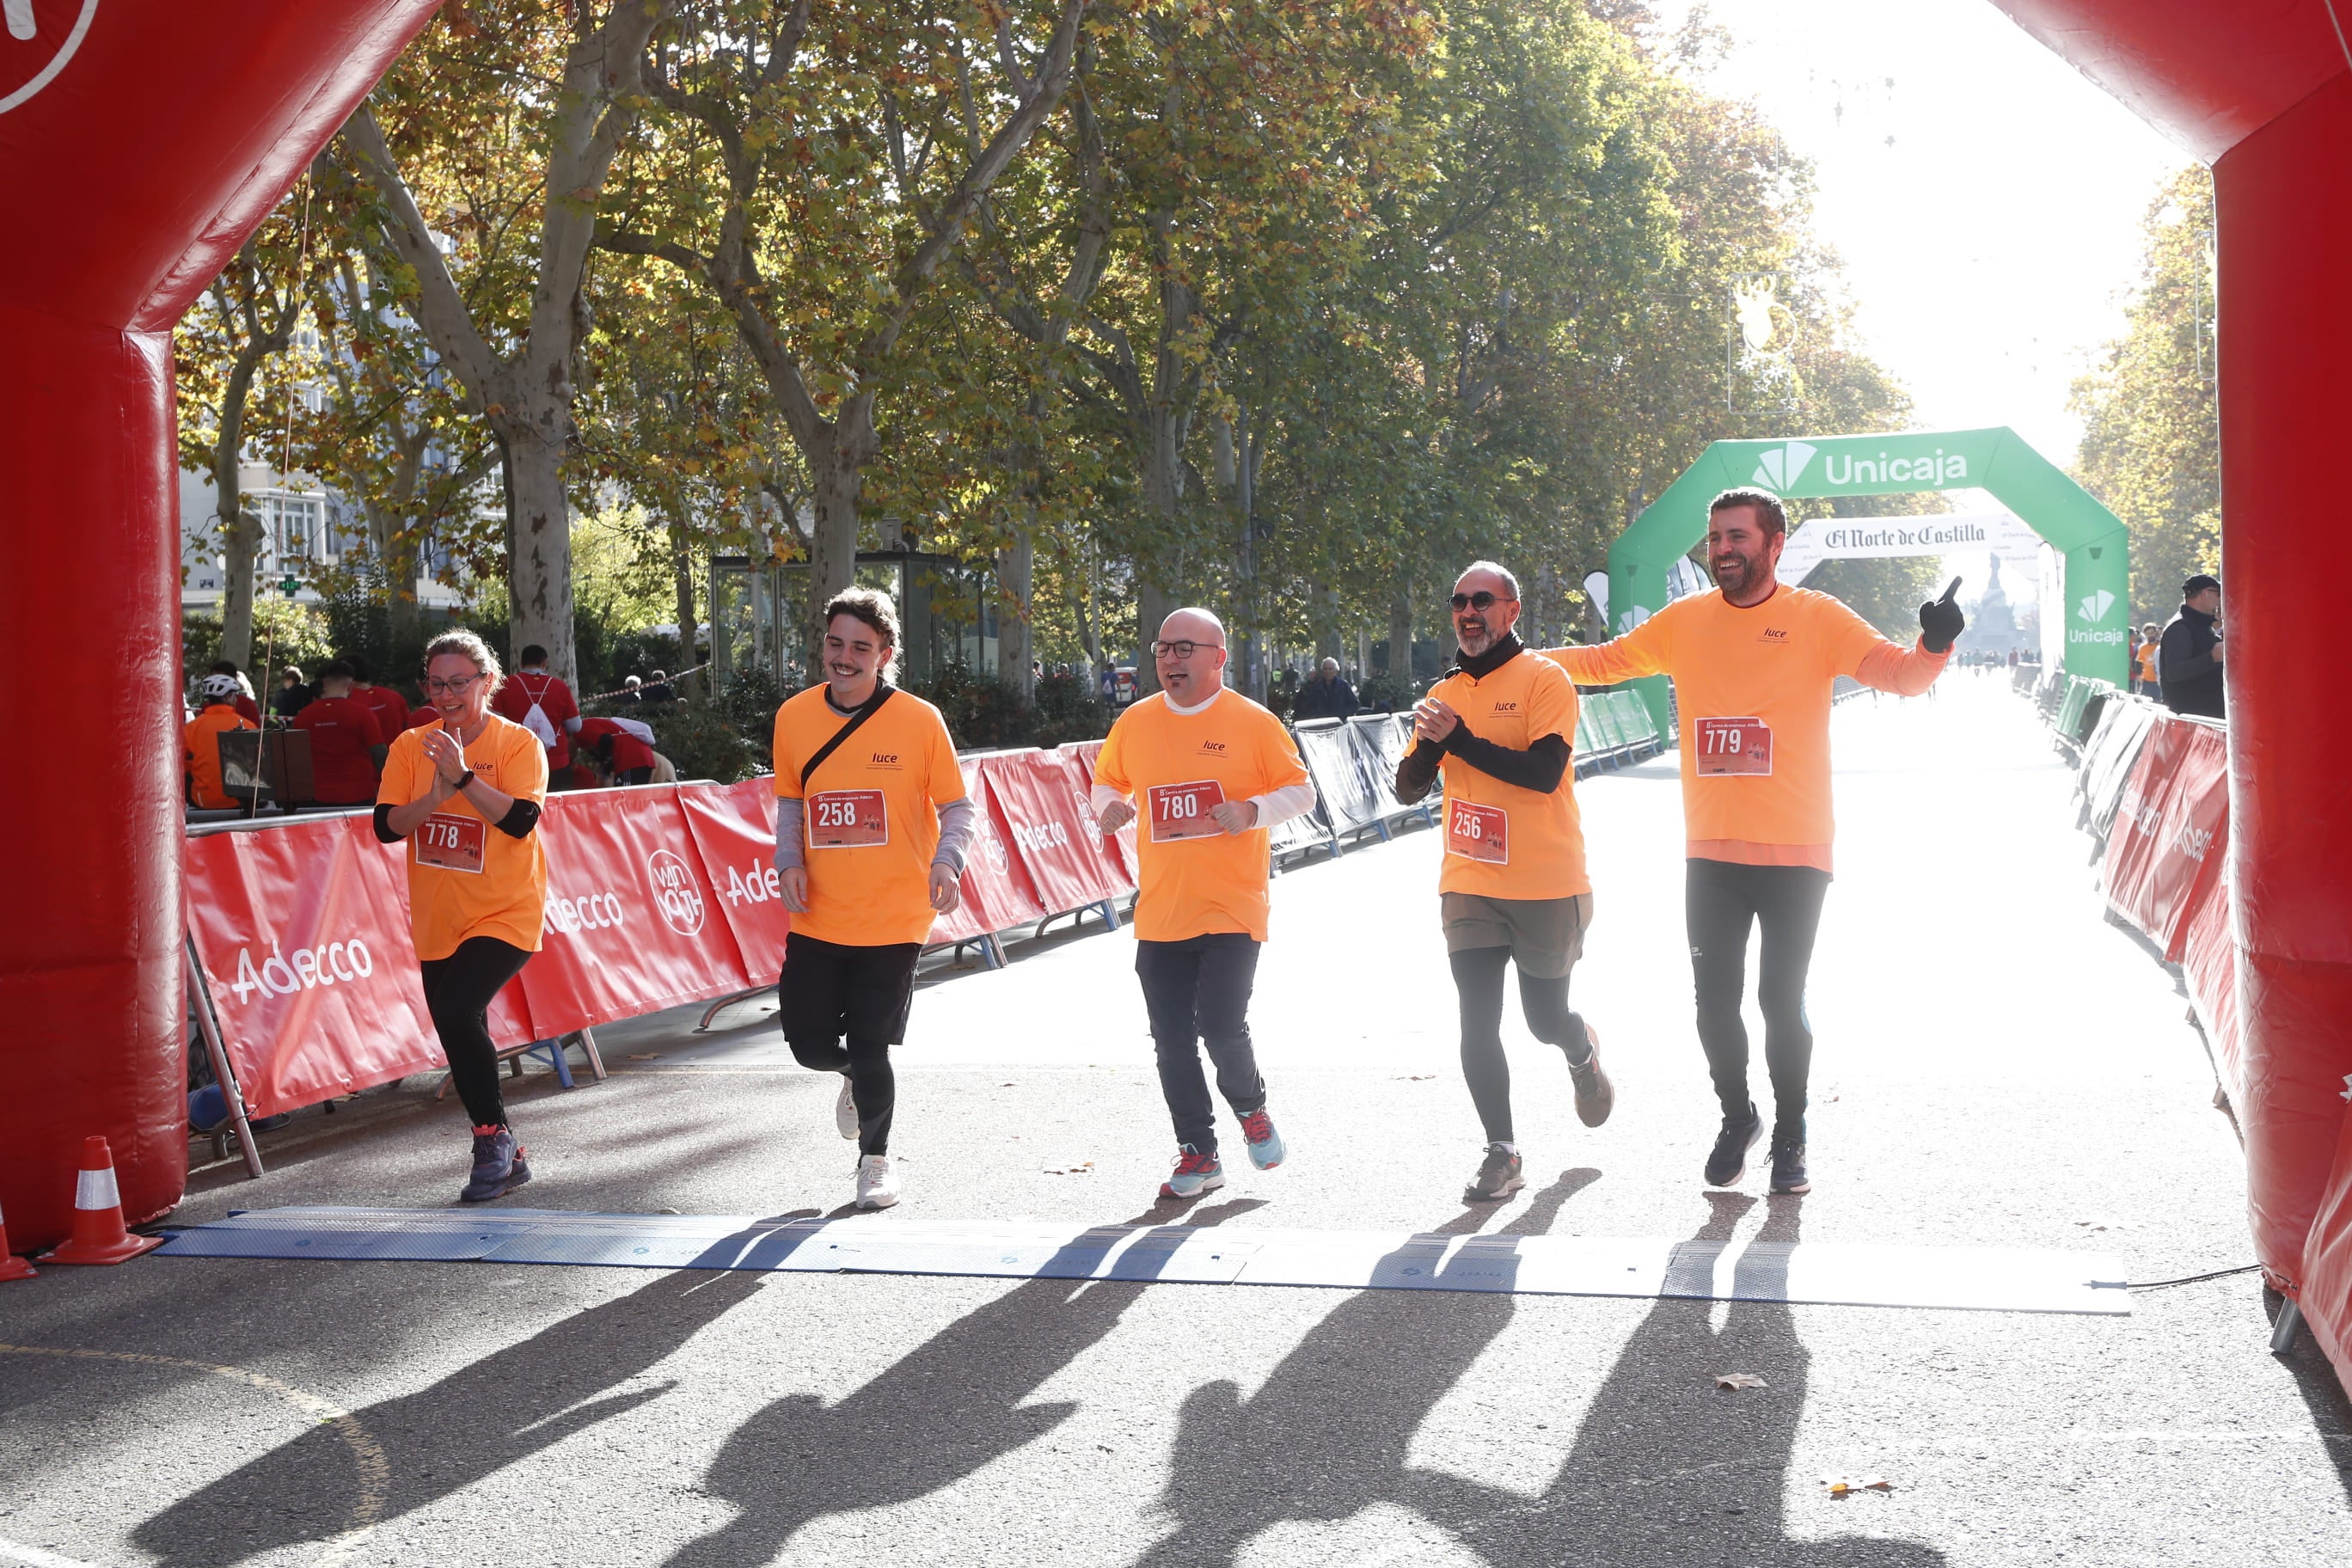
left=419, top=936, right=535, bottom=1130
left=780, top=934, right=922, bottom=1155
left=1685, top=859, right=1831, bottom=1134
left=1448, top=946, right=1583, bottom=1145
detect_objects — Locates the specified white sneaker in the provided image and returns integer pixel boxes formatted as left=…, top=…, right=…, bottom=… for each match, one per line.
left=855, top=1154, right=900, bottom=1210
left=835, top=1073, right=859, bottom=1140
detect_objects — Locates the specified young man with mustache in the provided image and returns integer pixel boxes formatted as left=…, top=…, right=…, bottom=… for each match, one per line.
left=1394, top=561, right=1613, bottom=1203
left=1544, top=487, right=1963, bottom=1196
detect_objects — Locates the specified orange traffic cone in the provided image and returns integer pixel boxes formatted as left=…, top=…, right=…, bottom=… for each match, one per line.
left=38, top=1136, right=163, bottom=1266
left=0, top=1196, right=35, bottom=1282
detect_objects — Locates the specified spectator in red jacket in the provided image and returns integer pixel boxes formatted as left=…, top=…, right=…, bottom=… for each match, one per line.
left=337, top=653, right=411, bottom=735
left=576, top=714, right=658, bottom=786
left=291, top=660, right=389, bottom=805
left=492, top=644, right=584, bottom=787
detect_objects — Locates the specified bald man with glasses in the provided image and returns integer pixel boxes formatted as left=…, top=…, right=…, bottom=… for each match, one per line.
left=1395, top=560, right=1612, bottom=1203
left=1093, top=609, right=1318, bottom=1200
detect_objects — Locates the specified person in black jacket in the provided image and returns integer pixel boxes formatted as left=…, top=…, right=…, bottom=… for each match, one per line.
left=2159, top=573, right=2226, bottom=719
left=1292, top=657, right=1358, bottom=722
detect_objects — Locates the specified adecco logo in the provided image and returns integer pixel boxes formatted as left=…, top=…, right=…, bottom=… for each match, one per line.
left=645, top=848, right=706, bottom=936
left=1013, top=819, right=1069, bottom=854
left=224, top=934, right=377, bottom=1005
left=2078, top=589, right=2115, bottom=624
left=1750, top=441, right=1815, bottom=490
left=1, top=0, right=101, bottom=114
left=545, top=888, right=625, bottom=937
left=722, top=859, right=783, bottom=905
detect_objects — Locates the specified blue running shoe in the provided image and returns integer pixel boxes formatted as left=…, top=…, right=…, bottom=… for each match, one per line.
left=1160, top=1144, right=1225, bottom=1200
left=462, top=1124, right=532, bottom=1204
left=1239, top=1108, right=1285, bottom=1170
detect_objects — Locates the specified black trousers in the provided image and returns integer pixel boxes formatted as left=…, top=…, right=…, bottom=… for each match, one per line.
left=1685, top=858, right=1831, bottom=1134
left=780, top=932, right=922, bottom=1155
left=419, top=936, right=535, bottom=1130
left=1448, top=946, right=1584, bottom=1146
left=1136, top=933, right=1266, bottom=1155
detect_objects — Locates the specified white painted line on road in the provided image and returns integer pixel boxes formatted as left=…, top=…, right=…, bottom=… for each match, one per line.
left=0, top=1536, right=108, bottom=1568
left=156, top=1207, right=2132, bottom=1314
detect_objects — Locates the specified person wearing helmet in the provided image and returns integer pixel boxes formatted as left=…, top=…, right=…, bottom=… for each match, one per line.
left=184, top=674, right=259, bottom=809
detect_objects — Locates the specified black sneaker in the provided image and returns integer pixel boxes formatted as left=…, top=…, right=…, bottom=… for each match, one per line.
left=1565, top=1021, right=1614, bottom=1128
left=1704, top=1104, right=1764, bottom=1187
left=1464, top=1142, right=1526, bottom=1203
left=461, top=1124, right=532, bottom=1204
left=1769, top=1132, right=1810, bottom=1195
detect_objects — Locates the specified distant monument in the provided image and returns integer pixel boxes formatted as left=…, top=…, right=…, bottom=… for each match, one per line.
left=1957, top=550, right=2022, bottom=655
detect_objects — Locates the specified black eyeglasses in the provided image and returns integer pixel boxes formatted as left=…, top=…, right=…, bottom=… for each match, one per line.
left=1450, top=591, right=1515, bottom=612
left=1151, top=640, right=1222, bottom=659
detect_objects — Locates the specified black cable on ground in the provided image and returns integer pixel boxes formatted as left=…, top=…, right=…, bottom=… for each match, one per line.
left=2128, top=1263, right=2264, bottom=1290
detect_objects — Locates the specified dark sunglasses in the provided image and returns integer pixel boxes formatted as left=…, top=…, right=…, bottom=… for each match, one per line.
left=1450, top=591, right=1515, bottom=612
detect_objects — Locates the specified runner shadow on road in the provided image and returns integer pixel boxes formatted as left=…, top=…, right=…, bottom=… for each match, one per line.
left=130, top=1267, right=768, bottom=1567
left=1144, top=1190, right=1950, bottom=1568
left=660, top=1197, right=1268, bottom=1568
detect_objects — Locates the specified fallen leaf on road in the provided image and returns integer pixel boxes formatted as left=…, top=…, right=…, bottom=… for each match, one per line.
left=627, top=1053, right=661, bottom=1061
left=1714, top=1372, right=1767, bottom=1391
left=1043, top=1161, right=1096, bottom=1176
left=1821, top=1474, right=1894, bottom=1496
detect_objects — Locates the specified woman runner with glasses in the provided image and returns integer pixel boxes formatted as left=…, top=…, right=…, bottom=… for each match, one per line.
left=374, top=631, right=552, bottom=1202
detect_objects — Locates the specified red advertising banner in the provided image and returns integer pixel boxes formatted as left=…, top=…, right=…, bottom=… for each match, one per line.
left=1066, top=739, right=1141, bottom=884
left=2181, top=877, right=2242, bottom=1111
left=185, top=816, right=450, bottom=1118
left=978, top=750, right=1130, bottom=915
left=2105, top=720, right=2229, bottom=962
left=931, top=761, right=1047, bottom=946
left=680, top=777, right=794, bottom=983
left=519, top=787, right=755, bottom=1035
left=2101, top=715, right=2195, bottom=934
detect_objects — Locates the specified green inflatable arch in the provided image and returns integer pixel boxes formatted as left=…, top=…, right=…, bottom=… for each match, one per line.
left=1604, top=426, right=2128, bottom=731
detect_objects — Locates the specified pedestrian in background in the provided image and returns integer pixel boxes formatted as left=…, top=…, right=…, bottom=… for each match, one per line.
left=209, top=659, right=262, bottom=726
left=1293, top=656, right=1358, bottom=722
left=292, top=659, right=388, bottom=806
left=271, top=666, right=312, bottom=720
left=184, top=673, right=258, bottom=809
left=2159, top=575, right=2226, bottom=719
left=493, top=644, right=584, bottom=787
left=2133, top=624, right=2162, bottom=699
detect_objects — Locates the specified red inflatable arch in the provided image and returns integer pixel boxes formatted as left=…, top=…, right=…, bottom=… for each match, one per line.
left=1990, top=2, right=2352, bottom=1353
left=0, top=1, right=2345, bottom=1375
left=0, top=2, right=443, bottom=1248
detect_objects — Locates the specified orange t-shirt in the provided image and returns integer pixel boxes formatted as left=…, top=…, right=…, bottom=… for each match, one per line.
left=183, top=703, right=257, bottom=809
left=1427, top=652, right=1589, bottom=900
left=377, top=713, right=550, bottom=959
left=1092, top=689, right=1311, bottom=942
left=771, top=685, right=966, bottom=947
left=1546, top=585, right=1947, bottom=872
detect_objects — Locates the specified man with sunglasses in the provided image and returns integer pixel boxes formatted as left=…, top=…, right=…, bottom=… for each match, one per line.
left=1543, top=487, right=1961, bottom=1197
left=1093, top=609, right=1316, bottom=1200
left=1394, top=562, right=1611, bottom=1203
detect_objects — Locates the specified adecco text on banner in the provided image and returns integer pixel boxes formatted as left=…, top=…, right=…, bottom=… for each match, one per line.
left=224, top=936, right=377, bottom=1004
left=545, top=889, right=627, bottom=937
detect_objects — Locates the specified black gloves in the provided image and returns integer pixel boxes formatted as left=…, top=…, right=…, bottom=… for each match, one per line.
left=1919, top=582, right=1965, bottom=655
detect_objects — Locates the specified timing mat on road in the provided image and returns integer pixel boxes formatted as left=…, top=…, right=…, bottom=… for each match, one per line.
left=156, top=1206, right=2128, bottom=1315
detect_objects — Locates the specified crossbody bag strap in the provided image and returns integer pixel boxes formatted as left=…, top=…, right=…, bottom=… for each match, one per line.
left=798, top=685, right=896, bottom=790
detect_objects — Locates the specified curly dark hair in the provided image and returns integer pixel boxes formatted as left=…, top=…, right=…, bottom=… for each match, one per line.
left=823, top=587, right=902, bottom=678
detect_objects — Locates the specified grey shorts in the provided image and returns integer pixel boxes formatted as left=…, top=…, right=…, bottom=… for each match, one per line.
left=1440, top=891, right=1592, bottom=979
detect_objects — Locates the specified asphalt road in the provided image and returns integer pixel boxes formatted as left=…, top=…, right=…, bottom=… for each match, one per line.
left=3, top=675, right=2345, bottom=1567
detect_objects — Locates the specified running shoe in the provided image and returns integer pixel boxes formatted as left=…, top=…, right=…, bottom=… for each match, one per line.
left=1464, top=1142, right=1525, bottom=1203
left=1565, top=1021, right=1614, bottom=1128
left=835, top=1073, right=859, bottom=1141
left=460, top=1124, right=531, bottom=1204
left=1161, top=1144, right=1225, bottom=1199
left=1238, top=1108, right=1285, bottom=1170
left=1705, top=1103, right=1765, bottom=1187
left=855, top=1153, right=900, bottom=1210
left=1768, top=1131, right=1810, bottom=1196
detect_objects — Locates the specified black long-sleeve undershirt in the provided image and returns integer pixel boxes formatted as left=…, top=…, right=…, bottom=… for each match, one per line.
left=1395, top=727, right=1571, bottom=804
left=374, top=798, right=542, bottom=843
